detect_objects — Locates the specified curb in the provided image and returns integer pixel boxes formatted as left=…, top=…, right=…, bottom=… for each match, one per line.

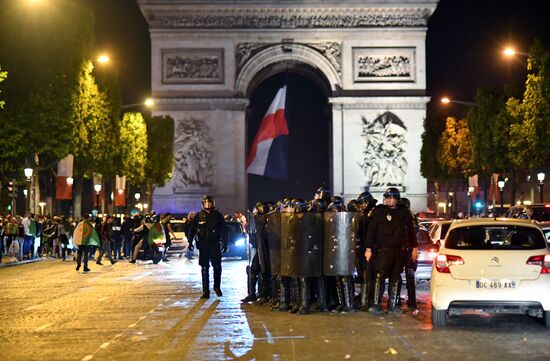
left=0, top=257, right=49, bottom=269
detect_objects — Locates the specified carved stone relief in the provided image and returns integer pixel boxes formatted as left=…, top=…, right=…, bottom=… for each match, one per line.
left=236, top=42, right=341, bottom=76
left=146, top=8, right=433, bottom=29
left=353, top=47, right=415, bottom=82
left=162, top=48, right=224, bottom=84
left=359, top=112, right=407, bottom=187
left=173, top=117, right=213, bottom=192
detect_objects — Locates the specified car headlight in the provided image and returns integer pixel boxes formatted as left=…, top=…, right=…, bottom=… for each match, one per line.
left=235, top=238, right=246, bottom=247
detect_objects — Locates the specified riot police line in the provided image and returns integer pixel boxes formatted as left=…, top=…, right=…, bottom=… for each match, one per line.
left=241, top=187, right=419, bottom=316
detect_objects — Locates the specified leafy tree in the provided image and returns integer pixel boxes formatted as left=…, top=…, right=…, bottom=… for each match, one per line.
left=119, top=112, right=147, bottom=186
left=144, top=115, right=174, bottom=206
left=421, top=110, right=447, bottom=180
left=437, top=116, right=473, bottom=178
left=0, top=0, right=95, bottom=173
left=0, top=66, right=6, bottom=109
left=507, top=40, right=550, bottom=170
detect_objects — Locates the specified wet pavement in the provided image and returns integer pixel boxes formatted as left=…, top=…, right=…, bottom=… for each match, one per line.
left=0, top=257, right=549, bottom=361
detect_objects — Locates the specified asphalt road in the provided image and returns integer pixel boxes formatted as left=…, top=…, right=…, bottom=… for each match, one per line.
left=1, top=257, right=549, bottom=361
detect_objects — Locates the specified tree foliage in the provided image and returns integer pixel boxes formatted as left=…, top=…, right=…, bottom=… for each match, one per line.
left=437, top=116, right=473, bottom=178
left=70, top=60, right=113, bottom=177
left=420, top=111, right=447, bottom=180
left=119, top=112, right=147, bottom=185
left=507, top=40, right=550, bottom=170
left=0, top=66, right=6, bottom=109
left=145, top=115, right=174, bottom=188
left=0, top=0, right=95, bottom=172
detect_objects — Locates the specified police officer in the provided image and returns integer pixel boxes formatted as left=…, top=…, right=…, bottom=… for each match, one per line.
left=356, top=191, right=378, bottom=311
left=364, top=188, right=417, bottom=315
left=241, top=201, right=267, bottom=303
left=188, top=195, right=228, bottom=299
left=398, top=197, right=419, bottom=313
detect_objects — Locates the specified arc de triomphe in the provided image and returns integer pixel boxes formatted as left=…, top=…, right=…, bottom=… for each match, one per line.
left=138, top=0, right=438, bottom=214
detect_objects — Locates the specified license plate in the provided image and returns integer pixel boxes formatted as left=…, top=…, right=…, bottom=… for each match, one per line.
left=476, top=280, right=516, bottom=289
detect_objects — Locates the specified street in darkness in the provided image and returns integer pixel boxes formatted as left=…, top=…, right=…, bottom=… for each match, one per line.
left=1, top=259, right=548, bottom=361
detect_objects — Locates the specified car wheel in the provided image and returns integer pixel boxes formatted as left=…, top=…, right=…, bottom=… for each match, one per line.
left=432, top=307, right=448, bottom=327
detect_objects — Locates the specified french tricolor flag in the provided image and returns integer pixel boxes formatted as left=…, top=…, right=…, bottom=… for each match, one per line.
left=246, top=85, right=289, bottom=181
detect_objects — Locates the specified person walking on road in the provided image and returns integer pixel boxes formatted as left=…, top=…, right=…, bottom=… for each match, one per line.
left=73, top=214, right=101, bottom=273
left=188, top=195, right=228, bottom=299
left=96, top=215, right=117, bottom=266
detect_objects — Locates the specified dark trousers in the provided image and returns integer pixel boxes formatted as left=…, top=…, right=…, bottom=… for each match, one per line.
left=123, top=234, right=132, bottom=258
left=376, top=248, right=404, bottom=284
left=97, top=239, right=114, bottom=264
left=113, top=238, right=122, bottom=259
left=77, top=245, right=89, bottom=269
left=198, top=241, right=222, bottom=292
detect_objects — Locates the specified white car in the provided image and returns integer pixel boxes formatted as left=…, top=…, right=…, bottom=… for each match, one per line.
left=428, top=219, right=453, bottom=245
left=431, top=218, right=550, bottom=328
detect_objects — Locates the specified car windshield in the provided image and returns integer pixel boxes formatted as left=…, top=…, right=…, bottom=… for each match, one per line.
left=531, top=207, right=550, bottom=221
left=445, top=225, right=547, bottom=250
left=227, top=222, right=243, bottom=234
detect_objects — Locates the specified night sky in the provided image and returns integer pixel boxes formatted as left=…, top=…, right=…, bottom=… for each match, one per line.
left=92, top=0, right=550, bottom=207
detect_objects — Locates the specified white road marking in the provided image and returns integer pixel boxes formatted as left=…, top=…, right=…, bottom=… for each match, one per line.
left=254, top=336, right=305, bottom=341
left=99, top=342, right=110, bottom=349
left=81, top=355, right=93, bottom=361
left=128, top=323, right=136, bottom=328
left=25, top=304, right=43, bottom=311
left=99, top=297, right=109, bottom=302
left=35, top=323, right=54, bottom=332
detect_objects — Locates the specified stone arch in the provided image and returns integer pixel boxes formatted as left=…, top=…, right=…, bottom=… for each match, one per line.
left=235, top=43, right=341, bottom=97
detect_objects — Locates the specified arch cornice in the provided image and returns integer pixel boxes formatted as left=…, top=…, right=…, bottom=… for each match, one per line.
left=235, top=43, right=341, bottom=96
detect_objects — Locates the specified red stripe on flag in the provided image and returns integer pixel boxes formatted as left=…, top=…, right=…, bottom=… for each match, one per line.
left=246, top=109, right=288, bottom=167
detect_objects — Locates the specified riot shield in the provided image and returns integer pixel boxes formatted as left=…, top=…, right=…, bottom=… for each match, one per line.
left=255, top=214, right=270, bottom=273
left=280, top=212, right=323, bottom=277
left=323, top=212, right=361, bottom=276
left=267, top=211, right=281, bottom=276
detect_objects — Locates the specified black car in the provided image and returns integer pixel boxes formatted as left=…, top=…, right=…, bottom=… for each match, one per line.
left=223, top=221, right=248, bottom=260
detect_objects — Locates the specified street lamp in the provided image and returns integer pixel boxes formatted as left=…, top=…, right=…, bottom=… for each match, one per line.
left=448, top=192, right=454, bottom=218
left=97, top=54, right=110, bottom=64
left=143, top=203, right=149, bottom=211
left=66, top=177, right=74, bottom=186
left=440, top=97, right=477, bottom=106
left=39, top=201, right=46, bottom=215
left=537, top=172, right=545, bottom=203
left=121, top=98, right=155, bottom=111
left=94, top=183, right=102, bottom=211
left=497, top=179, right=505, bottom=215
left=502, top=47, right=528, bottom=57
left=134, top=192, right=141, bottom=202
left=24, top=168, right=33, bottom=179
left=467, top=186, right=474, bottom=218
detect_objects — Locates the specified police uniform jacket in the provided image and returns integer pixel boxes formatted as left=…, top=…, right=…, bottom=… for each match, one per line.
left=188, top=209, right=228, bottom=249
left=365, top=204, right=417, bottom=251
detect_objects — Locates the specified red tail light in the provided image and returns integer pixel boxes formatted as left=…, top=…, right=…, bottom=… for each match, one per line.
left=435, top=254, right=464, bottom=273
left=526, top=255, right=550, bottom=274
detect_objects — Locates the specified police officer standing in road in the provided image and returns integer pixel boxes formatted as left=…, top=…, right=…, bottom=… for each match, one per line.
left=356, top=192, right=378, bottom=311
left=188, top=195, right=228, bottom=299
left=364, top=188, right=417, bottom=315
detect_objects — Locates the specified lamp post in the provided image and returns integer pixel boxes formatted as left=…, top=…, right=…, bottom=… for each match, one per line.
left=538, top=172, right=545, bottom=203
left=497, top=179, right=505, bottom=215
left=467, top=186, right=474, bottom=218
left=94, top=183, right=102, bottom=212
left=24, top=168, right=33, bottom=213
left=448, top=192, right=454, bottom=218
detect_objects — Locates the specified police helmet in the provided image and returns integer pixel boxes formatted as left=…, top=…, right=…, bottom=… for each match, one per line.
left=315, top=186, right=332, bottom=201
left=347, top=199, right=358, bottom=212
left=202, top=194, right=215, bottom=209
left=400, top=197, right=411, bottom=209
left=308, top=198, right=327, bottom=212
left=255, top=201, right=267, bottom=215
left=330, top=196, right=344, bottom=205
left=288, top=198, right=307, bottom=213
left=357, top=191, right=376, bottom=205
left=383, top=187, right=401, bottom=200
left=327, top=201, right=347, bottom=212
